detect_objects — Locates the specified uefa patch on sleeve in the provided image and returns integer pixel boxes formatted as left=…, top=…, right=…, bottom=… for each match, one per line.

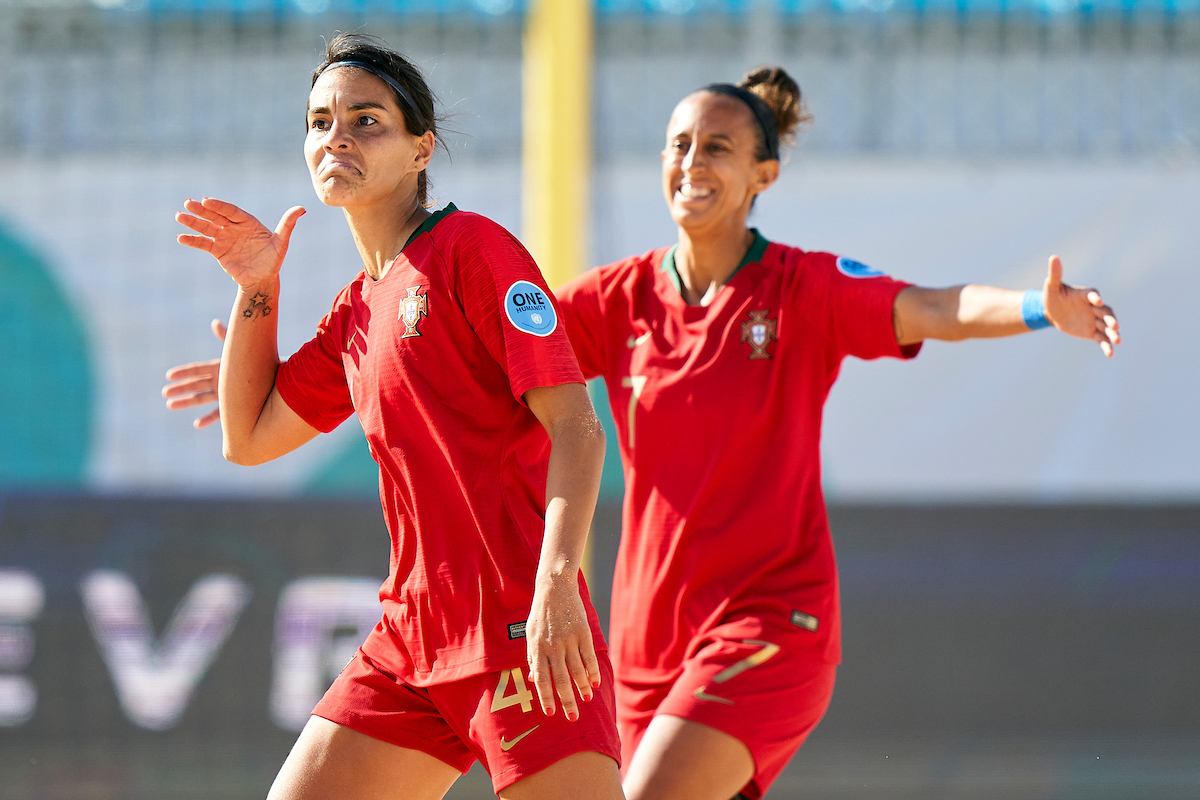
left=504, top=280, right=557, bottom=337
left=836, top=256, right=887, bottom=279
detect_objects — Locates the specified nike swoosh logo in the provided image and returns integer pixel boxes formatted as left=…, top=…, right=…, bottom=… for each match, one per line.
left=500, top=725, right=540, bottom=751
left=693, top=687, right=735, bottom=706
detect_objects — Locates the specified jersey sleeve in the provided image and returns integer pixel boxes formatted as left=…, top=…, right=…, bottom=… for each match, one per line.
left=274, top=283, right=357, bottom=433
left=445, top=216, right=584, bottom=404
left=554, top=268, right=608, bottom=380
left=822, top=255, right=922, bottom=361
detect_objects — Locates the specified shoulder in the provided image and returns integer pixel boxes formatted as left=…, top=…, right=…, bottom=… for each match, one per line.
left=763, top=243, right=894, bottom=282
left=595, top=247, right=668, bottom=291
left=758, top=241, right=835, bottom=284
left=432, top=209, right=521, bottom=249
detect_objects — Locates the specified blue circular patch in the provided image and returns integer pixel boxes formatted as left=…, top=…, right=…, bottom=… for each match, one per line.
left=504, top=280, right=557, bottom=337
left=836, top=256, right=887, bottom=279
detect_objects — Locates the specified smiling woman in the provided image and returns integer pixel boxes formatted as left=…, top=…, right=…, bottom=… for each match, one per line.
left=170, top=33, right=623, bottom=800
left=552, top=66, right=1123, bottom=800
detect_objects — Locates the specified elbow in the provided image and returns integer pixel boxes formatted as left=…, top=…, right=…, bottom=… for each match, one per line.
left=585, top=412, right=606, bottom=458
left=223, top=437, right=265, bottom=467
left=222, top=443, right=250, bottom=466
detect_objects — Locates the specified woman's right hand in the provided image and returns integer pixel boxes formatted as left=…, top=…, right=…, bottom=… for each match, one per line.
left=176, top=197, right=305, bottom=287
left=162, top=319, right=226, bottom=429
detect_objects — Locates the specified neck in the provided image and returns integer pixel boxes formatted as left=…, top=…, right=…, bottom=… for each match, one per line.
left=343, top=182, right=429, bottom=281
left=674, top=218, right=756, bottom=306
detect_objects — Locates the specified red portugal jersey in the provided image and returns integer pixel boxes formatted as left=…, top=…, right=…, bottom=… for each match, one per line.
left=276, top=205, right=605, bottom=686
left=556, top=231, right=919, bottom=681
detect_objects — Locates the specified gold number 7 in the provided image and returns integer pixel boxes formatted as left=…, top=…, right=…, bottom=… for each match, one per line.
left=621, top=375, right=647, bottom=449
left=711, top=640, right=780, bottom=685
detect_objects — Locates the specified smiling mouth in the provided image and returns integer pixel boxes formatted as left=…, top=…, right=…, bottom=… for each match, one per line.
left=675, top=182, right=713, bottom=201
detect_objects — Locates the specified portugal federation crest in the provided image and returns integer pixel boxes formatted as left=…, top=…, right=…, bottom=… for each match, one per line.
left=399, top=285, right=429, bottom=338
left=741, top=310, right=777, bottom=359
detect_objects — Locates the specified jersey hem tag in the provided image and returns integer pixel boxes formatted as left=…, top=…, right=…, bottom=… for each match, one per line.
left=507, top=621, right=527, bottom=640
left=790, top=610, right=819, bottom=632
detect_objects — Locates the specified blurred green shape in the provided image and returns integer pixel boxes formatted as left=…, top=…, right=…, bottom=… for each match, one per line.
left=0, top=221, right=93, bottom=488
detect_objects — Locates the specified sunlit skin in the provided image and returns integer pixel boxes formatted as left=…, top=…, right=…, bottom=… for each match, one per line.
left=661, top=91, right=779, bottom=305
left=305, top=66, right=435, bottom=280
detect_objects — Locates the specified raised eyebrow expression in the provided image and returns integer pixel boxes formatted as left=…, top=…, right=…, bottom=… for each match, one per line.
left=307, top=101, right=392, bottom=119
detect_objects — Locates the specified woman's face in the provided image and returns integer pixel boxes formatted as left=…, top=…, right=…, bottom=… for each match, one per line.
left=304, top=67, right=433, bottom=209
left=661, top=91, right=779, bottom=234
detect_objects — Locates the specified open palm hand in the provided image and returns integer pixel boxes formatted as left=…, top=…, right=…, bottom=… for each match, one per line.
left=1043, top=256, right=1121, bottom=358
left=176, top=197, right=305, bottom=288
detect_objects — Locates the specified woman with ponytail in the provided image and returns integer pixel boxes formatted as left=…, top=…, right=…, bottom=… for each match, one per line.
left=167, top=63, right=1120, bottom=800
left=553, top=66, right=1121, bottom=800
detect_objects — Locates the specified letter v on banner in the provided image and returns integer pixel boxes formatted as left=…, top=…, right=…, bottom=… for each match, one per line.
left=80, top=570, right=251, bottom=731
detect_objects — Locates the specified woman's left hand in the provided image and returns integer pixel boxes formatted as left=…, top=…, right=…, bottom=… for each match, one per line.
left=1044, top=256, right=1122, bottom=358
left=526, top=572, right=599, bottom=722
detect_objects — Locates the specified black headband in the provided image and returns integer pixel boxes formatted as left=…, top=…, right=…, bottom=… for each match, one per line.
left=319, top=60, right=422, bottom=128
left=702, top=83, right=780, bottom=161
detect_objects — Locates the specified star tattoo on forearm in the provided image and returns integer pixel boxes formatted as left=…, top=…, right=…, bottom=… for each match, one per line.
left=243, top=292, right=272, bottom=320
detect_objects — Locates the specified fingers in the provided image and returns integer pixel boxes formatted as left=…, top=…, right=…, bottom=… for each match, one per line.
left=194, top=407, right=222, bottom=429
left=528, top=642, right=596, bottom=721
left=175, top=210, right=222, bottom=238
left=164, top=384, right=216, bottom=407
left=176, top=232, right=215, bottom=252
left=164, top=359, right=221, bottom=383
left=529, top=652, right=556, bottom=718
left=552, top=653, right=581, bottom=722
left=211, top=319, right=227, bottom=341
left=563, top=647, right=594, bottom=706
left=191, top=196, right=246, bottom=224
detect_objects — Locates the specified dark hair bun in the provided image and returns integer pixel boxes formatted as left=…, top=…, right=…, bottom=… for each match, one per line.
left=739, top=66, right=810, bottom=147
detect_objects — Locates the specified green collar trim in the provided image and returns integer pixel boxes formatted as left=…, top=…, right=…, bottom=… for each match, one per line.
left=402, top=202, right=458, bottom=251
left=660, top=229, right=770, bottom=302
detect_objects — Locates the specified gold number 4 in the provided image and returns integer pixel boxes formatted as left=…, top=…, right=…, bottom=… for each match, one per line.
left=491, top=667, right=535, bottom=714
left=621, top=375, right=647, bottom=449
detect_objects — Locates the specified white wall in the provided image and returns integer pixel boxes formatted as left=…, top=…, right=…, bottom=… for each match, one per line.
left=2, top=153, right=1195, bottom=499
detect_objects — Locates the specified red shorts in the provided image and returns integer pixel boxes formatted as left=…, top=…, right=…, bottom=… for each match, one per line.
left=313, top=650, right=621, bottom=793
left=617, top=631, right=837, bottom=799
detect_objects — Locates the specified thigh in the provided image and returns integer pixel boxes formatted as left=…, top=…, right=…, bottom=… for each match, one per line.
left=656, top=636, right=837, bottom=799
left=622, top=714, right=754, bottom=800
left=613, top=673, right=673, bottom=773
left=622, top=633, right=837, bottom=800
left=500, top=751, right=624, bottom=800
left=267, top=715, right=461, bottom=800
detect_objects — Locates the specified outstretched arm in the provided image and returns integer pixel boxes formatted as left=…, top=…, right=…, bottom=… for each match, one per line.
left=176, top=197, right=318, bottom=463
left=893, top=256, right=1121, bottom=357
left=523, top=382, right=607, bottom=723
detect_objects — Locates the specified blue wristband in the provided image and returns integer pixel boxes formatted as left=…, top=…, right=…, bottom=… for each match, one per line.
left=1021, top=290, right=1051, bottom=330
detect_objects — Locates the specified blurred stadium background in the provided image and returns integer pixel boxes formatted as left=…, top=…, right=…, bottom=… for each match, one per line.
left=1, top=0, right=1198, bottom=797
